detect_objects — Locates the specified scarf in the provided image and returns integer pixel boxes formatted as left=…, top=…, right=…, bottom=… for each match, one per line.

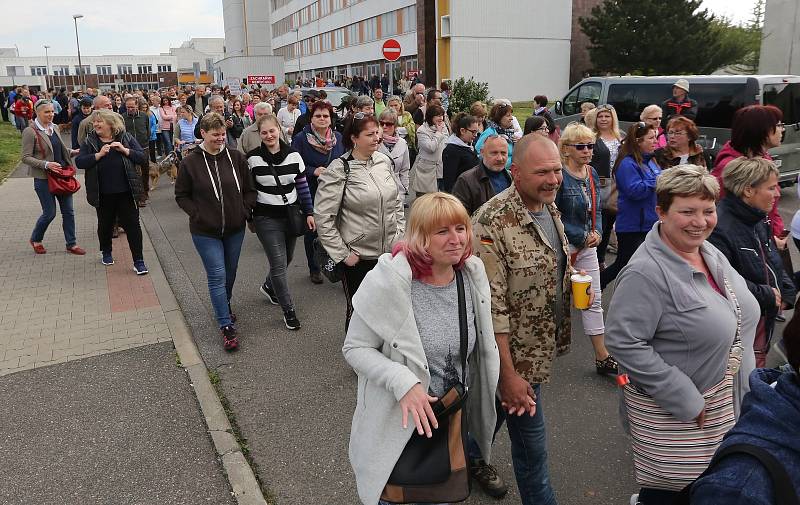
left=306, top=126, right=337, bottom=155
left=534, top=106, right=547, bottom=115
left=486, top=120, right=515, bottom=143
left=382, top=132, right=400, bottom=151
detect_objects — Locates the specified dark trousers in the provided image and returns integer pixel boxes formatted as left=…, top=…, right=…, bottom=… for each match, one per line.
left=96, top=192, right=143, bottom=261
left=600, top=231, right=647, bottom=289
left=638, top=488, right=678, bottom=504
left=596, top=210, right=616, bottom=264
left=341, top=258, right=379, bottom=331
left=137, top=164, right=150, bottom=200
left=148, top=140, right=158, bottom=163
left=1, top=106, right=8, bottom=122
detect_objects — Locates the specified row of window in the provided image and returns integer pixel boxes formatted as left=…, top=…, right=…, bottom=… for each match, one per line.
left=275, top=7, right=415, bottom=61
left=293, top=58, right=417, bottom=80
left=272, top=0, right=369, bottom=37
left=26, top=64, right=172, bottom=77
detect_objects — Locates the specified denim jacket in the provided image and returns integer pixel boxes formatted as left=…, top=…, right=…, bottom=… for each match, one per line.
left=555, top=166, right=602, bottom=248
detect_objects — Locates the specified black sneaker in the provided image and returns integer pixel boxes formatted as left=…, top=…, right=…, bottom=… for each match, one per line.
left=310, top=271, right=324, bottom=284
left=221, top=325, right=239, bottom=351
left=596, top=355, right=619, bottom=376
left=470, top=458, right=508, bottom=498
left=283, top=309, right=301, bottom=330
left=259, top=283, right=279, bottom=305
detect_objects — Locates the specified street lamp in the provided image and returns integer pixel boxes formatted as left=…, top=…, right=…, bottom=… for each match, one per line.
left=72, top=14, right=84, bottom=89
left=292, top=28, right=301, bottom=84
left=43, top=45, right=50, bottom=90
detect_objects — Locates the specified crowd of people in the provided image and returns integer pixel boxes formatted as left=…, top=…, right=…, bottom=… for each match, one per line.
left=13, top=76, right=800, bottom=505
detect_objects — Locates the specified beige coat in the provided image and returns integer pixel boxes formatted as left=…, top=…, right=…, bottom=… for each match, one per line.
left=410, top=122, right=448, bottom=194
left=21, top=124, right=72, bottom=179
left=314, top=151, right=405, bottom=263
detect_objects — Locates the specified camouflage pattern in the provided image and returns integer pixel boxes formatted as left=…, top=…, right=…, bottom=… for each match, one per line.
left=471, top=184, right=572, bottom=384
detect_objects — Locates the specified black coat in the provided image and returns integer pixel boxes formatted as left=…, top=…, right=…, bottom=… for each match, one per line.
left=75, top=131, right=146, bottom=208
left=441, top=142, right=479, bottom=193
left=708, top=194, right=796, bottom=339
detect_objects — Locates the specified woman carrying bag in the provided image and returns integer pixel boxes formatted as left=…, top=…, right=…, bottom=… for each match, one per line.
left=246, top=114, right=315, bottom=331
left=22, top=99, right=84, bottom=255
left=343, top=193, right=499, bottom=505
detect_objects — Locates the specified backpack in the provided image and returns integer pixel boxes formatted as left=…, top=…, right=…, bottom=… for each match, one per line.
left=673, top=443, right=799, bottom=505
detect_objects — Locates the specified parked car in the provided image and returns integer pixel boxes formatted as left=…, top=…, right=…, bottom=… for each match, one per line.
left=553, top=75, right=800, bottom=185
left=300, top=87, right=352, bottom=119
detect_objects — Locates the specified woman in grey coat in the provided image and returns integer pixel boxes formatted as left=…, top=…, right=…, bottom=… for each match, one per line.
left=343, top=193, right=500, bottom=505
left=605, top=165, right=759, bottom=505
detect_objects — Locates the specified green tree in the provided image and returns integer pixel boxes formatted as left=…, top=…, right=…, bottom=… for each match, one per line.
left=579, top=0, right=742, bottom=75
left=448, top=77, right=491, bottom=115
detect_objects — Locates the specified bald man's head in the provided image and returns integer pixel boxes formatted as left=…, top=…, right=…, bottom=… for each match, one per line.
left=511, top=134, right=563, bottom=211
left=93, top=95, right=112, bottom=110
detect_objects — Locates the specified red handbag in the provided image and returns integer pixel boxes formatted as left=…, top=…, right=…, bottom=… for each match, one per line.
left=33, top=129, right=81, bottom=195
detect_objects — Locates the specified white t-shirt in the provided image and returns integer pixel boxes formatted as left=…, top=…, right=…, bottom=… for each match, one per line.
left=277, top=107, right=301, bottom=131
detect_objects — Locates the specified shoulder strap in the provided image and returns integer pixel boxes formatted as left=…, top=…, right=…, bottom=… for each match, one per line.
left=456, top=269, right=468, bottom=388
left=338, top=155, right=351, bottom=209
left=32, top=128, right=47, bottom=158
left=265, top=155, right=291, bottom=205
left=675, top=443, right=799, bottom=505
left=588, top=167, right=597, bottom=232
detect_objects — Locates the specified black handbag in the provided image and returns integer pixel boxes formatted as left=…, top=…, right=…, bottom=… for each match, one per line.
left=267, top=163, right=307, bottom=237
left=314, top=156, right=350, bottom=283
left=381, top=270, right=471, bottom=504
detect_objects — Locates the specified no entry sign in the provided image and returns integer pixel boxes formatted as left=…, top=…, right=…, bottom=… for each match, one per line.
left=382, top=39, right=401, bottom=62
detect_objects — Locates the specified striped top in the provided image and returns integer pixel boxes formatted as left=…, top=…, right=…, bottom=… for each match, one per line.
left=246, top=142, right=313, bottom=217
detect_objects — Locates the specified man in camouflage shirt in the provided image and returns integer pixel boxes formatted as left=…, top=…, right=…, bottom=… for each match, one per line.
left=470, top=134, right=572, bottom=505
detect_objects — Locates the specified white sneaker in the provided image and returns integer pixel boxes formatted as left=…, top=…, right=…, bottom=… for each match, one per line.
left=630, top=494, right=640, bottom=505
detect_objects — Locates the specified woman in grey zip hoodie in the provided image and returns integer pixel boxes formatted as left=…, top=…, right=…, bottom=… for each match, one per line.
left=605, top=165, right=759, bottom=505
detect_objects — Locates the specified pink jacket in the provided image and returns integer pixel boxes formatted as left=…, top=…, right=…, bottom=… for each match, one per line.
left=158, top=105, right=177, bottom=131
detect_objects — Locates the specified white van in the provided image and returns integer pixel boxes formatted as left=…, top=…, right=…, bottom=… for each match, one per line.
left=553, top=75, right=800, bottom=185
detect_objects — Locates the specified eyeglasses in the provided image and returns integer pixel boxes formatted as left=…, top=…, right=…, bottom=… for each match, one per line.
left=466, top=128, right=478, bottom=135
left=538, top=126, right=550, bottom=133
left=567, top=143, right=595, bottom=150
left=667, top=130, right=687, bottom=136
left=379, top=121, right=395, bottom=127
left=777, top=122, right=785, bottom=130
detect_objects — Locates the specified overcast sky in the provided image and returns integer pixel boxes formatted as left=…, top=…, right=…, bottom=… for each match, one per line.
left=2, top=0, right=756, bottom=57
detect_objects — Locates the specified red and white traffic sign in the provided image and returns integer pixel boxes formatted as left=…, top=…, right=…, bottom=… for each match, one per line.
left=247, top=75, right=276, bottom=85
left=382, top=39, right=401, bottom=62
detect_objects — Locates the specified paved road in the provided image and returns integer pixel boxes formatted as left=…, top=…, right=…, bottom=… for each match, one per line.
left=142, top=171, right=799, bottom=505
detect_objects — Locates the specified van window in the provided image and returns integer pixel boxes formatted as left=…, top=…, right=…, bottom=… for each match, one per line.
left=562, top=81, right=602, bottom=116
left=607, top=83, right=751, bottom=128
left=764, top=83, right=800, bottom=125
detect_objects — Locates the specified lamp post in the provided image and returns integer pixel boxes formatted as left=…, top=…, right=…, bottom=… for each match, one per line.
left=72, top=14, right=84, bottom=89
left=292, top=28, right=301, bottom=84
left=43, top=45, right=50, bottom=90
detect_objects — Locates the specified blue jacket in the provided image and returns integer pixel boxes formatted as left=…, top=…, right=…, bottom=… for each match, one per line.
left=290, top=125, right=344, bottom=194
left=692, top=368, right=800, bottom=504
left=614, top=154, right=661, bottom=233
left=555, top=166, right=602, bottom=248
left=148, top=110, right=158, bottom=141
left=475, top=127, right=512, bottom=170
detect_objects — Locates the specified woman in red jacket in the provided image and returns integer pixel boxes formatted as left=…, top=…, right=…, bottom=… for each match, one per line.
left=712, top=105, right=786, bottom=241
left=13, top=93, right=33, bottom=132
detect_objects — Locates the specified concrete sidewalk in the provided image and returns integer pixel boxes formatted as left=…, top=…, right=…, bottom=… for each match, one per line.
left=0, top=174, right=240, bottom=504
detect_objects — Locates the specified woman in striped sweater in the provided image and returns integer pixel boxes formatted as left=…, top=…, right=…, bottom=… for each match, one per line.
left=246, top=114, right=315, bottom=330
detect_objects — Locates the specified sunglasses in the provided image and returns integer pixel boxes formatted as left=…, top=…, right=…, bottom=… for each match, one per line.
left=379, top=121, right=395, bottom=127
left=567, top=143, right=595, bottom=150
left=596, top=104, right=615, bottom=111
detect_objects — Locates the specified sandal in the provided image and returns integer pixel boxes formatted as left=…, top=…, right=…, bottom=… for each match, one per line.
left=29, top=240, right=46, bottom=254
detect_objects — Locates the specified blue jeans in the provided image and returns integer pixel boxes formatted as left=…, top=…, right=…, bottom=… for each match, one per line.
left=467, top=384, right=556, bottom=505
left=191, top=230, right=245, bottom=328
left=31, top=177, right=77, bottom=247
left=160, top=130, right=174, bottom=154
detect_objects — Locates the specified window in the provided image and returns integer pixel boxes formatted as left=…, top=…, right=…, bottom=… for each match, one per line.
left=405, top=58, right=418, bottom=71
left=137, top=64, right=153, bottom=74
left=30, top=66, right=47, bottom=76
left=333, top=0, right=344, bottom=10
left=348, top=23, right=359, bottom=45
left=404, top=6, right=417, bottom=32
left=367, top=63, right=380, bottom=78
left=292, top=11, right=300, bottom=28
left=350, top=65, right=363, bottom=76
left=311, top=36, right=320, bottom=54
left=53, top=65, right=69, bottom=76
left=326, top=69, right=335, bottom=80
left=300, top=6, right=309, bottom=24
left=321, top=32, right=332, bottom=52
left=765, top=83, right=800, bottom=125
left=302, top=38, right=310, bottom=56
left=75, top=65, right=90, bottom=76
left=334, top=28, right=345, bottom=49
left=381, top=11, right=397, bottom=37
left=320, top=0, right=330, bottom=16
left=157, top=64, right=172, bottom=72
left=118, top=64, right=133, bottom=75
left=97, top=65, right=112, bottom=75
left=562, top=81, right=602, bottom=116
left=363, top=17, right=377, bottom=42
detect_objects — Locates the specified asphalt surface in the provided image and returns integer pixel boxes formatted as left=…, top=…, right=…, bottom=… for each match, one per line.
left=142, top=171, right=798, bottom=505
left=0, top=342, right=235, bottom=505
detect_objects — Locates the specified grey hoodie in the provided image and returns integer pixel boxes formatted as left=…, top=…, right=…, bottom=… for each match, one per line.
left=606, top=223, right=760, bottom=422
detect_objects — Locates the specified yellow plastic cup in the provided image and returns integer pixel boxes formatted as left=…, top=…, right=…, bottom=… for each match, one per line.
left=571, top=273, right=592, bottom=310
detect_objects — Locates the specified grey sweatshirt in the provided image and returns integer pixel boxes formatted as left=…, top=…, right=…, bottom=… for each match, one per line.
left=605, top=223, right=760, bottom=422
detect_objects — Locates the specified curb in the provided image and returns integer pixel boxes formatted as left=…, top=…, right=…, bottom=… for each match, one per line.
left=143, top=224, right=268, bottom=505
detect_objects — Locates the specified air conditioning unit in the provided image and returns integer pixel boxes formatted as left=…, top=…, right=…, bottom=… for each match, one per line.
left=440, top=15, right=451, bottom=38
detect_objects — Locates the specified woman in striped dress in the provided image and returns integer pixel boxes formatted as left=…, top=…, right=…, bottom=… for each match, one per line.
left=246, top=114, right=315, bottom=331
left=605, top=165, right=759, bottom=505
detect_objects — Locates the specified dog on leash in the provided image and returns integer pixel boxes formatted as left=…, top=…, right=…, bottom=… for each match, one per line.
left=150, top=151, right=178, bottom=190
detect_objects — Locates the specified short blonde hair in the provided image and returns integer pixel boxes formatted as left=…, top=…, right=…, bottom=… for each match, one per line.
left=656, top=164, right=720, bottom=212
left=558, top=122, right=596, bottom=163
left=580, top=102, right=596, bottom=114
left=640, top=104, right=663, bottom=121
left=393, top=192, right=472, bottom=278
left=91, top=109, right=125, bottom=137
left=722, top=157, right=779, bottom=198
